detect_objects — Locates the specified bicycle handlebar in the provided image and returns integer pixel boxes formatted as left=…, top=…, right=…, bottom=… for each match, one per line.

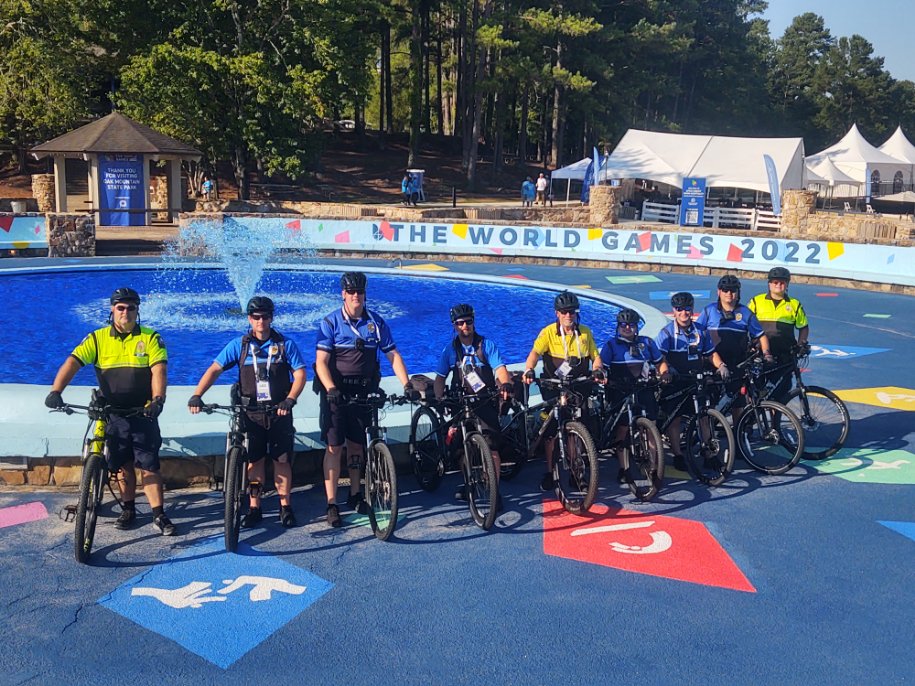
left=52, top=403, right=146, bottom=418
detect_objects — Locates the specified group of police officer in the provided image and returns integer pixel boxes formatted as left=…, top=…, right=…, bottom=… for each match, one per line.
left=45, top=267, right=808, bottom=537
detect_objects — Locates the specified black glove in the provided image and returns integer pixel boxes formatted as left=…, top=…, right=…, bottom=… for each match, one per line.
left=326, top=387, right=343, bottom=404
left=144, top=396, right=165, bottom=418
left=500, top=382, right=515, bottom=397
left=403, top=382, right=420, bottom=401
left=659, top=371, right=673, bottom=384
left=523, top=369, right=536, bottom=382
left=797, top=342, right=811, bottom=357
left=276, top=397, right=297, bottom=412
left=187, top=395, right=204, bottom=410
left=592, top=369, right=606, bottom=383
left=763, top=353, right=775, bottom=365
left=45, top=391, right=64, bottom=409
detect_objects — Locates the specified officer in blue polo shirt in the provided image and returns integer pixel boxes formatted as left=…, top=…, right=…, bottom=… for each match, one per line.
left=314, top=272, right=417, bottom=528
left=655, top=292, right=727, bottom=470
left=188, top=296, right=307, bottom=528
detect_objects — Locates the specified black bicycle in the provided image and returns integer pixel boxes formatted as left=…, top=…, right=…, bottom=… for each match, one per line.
left=764, top=345, right=850, bottom=459
left=52, top=391, right=144, bottom=564
left=656, top=369, right=735, bottom=487
left=529, top=375, right=599, bottom=514
left=344, top=391, right=404, bottom=541
left=592, top=377, right=665, bottom=501
left=409, top=388, right=500, bottom=530
left=721, top=355, right=806, bottom=475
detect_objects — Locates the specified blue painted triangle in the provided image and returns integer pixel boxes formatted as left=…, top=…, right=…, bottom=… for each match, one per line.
left=878, top=520, right=915, bottom=543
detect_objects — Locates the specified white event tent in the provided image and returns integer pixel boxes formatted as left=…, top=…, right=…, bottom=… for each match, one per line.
left=806, top=124, right=910, bottom=197
left=549, top=157, right=595, bottom=201
left=603, top=129, right=806, bottom=195
left=805, top=156, right=859, bottom=188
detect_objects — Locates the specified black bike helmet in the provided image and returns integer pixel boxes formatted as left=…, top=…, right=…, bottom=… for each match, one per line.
left=246, top=296, right=275, bottom=315
left=110, top=287, right=140, bottom=305
left=617, top=308, right=641, bottom=325
left=340, top=271, right=367, bottom=291
left=450, top=303, right=474, bottom=322
left=768, top=266, right=791, bottom=283
left=554, top=291, right=580, bottom=312
left=717, top=274, right=741, bottom=292
left=670, top=292, right=694, bottom=310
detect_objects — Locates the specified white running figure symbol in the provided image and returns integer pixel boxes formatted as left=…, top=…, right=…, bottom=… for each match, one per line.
left=132, top=575, right=307, bottom=609
left=571, top=520, right=673, bottom=555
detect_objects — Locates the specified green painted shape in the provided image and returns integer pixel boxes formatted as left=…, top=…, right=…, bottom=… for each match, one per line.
left=318, top=223, right=324, bottom=231
left=342, top=511, right=405, bottom=528
left=863, top=313, right=891, bottom=319
left=605, top=275, right=662, bottom=284
left=803, top=447, right=915, bottom=485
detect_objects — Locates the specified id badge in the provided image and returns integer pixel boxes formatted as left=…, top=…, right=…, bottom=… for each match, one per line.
left=556, top=360, right=572, bottom=378
left=465, top=370, right=486, bottom=392
left=256, top=380, right=272, bottom=402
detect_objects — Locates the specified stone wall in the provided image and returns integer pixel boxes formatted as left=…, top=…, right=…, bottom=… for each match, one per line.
left=31, top=174, right=56, bottom=212
left=46, top=213, right=95, bottom=257
left=589, top=185, right=620, bottom=226
left=781, top=188, right=914, bottom=241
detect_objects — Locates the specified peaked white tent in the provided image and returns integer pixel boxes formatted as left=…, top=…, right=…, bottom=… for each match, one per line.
left=878, top=126, right=915, bottom=164
left=805, top=156, right=859, bottom=187
left=551, top=157, right=592, bottom=180
left=806, top=124, right=910, bottom=197
left=604, top=129, right=806, bottom=194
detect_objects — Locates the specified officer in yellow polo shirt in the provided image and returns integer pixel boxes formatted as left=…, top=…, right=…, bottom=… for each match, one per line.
left=45, top=287, right=174, bottom=536
left=748, top=267, right=810, bottom=401
left=523, top=291, right=604, bottom=491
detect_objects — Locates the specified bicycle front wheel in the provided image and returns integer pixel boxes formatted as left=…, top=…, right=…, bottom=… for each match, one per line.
left=554, top=420, right=599, bottom=514
left=224, top=446, right=247, bottom=553
left=74, top=453, right=106, bottom=564
left=409, top=406, right=445, bottom=491
left=684, top=409, right=735, bottom=487
left=737, top=400, right=805, bottom=475
left=365, top=441, right=398, bottom=541
left=464, top=432, right=498, bottom=530
left=624, top=417, right=664, bottom=502
left=784, top=385, right=850, bottom=459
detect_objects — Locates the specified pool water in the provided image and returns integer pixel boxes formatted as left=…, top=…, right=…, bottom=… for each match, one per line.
left=6, top=269, right=622, bottom=385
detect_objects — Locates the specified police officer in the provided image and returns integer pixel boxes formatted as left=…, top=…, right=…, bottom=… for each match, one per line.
left=188, top=296, right=306, bottom=527
left=655, top=292, right=727, bottom=471
left=522, top=291, right=604, bottom=491
left=433, top=304, right=514, bottom=500
left=600, top=308, right=669, bottom=482
left=45, top=287, right=174, bottom=536
left=748, top=266, right=810, bottom=401
left=314, top=272, right=417, bottom=528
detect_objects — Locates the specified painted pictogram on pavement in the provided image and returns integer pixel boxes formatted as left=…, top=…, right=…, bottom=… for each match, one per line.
left=100, top=538, right=333, bottom=669
left=806, top=345, right=889, bottom=360
left=805, top=448, right=915, bottom=485
left=542, top=501, right=755, bottom=592
left=834, top=386, right=915, bottom=412
left=878, top=520, right=915, bottom=543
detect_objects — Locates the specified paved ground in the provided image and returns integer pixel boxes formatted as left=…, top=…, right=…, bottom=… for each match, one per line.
left=1, top=258, right=913, bottom=685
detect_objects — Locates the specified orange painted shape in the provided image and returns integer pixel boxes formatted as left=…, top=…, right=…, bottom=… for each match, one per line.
left=542, top=500, right=756, bottom=592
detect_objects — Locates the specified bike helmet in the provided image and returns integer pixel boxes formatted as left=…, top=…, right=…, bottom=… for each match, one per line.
left=340, top=271, right=367, bottom=291
left=246, top=296, right=275, bottom=315
left=110, top=287, right=140, bottom=305
left=617, top=308, right=641, bottom=326
left=670, top=292, right=694, bottom=310
left=717, top=274, right=741, bottom=292
left=768, top=266, right=791, bottom=283
left=450, top=303, right=474, bottom=322
left=554, top=291, right=580, bottom=312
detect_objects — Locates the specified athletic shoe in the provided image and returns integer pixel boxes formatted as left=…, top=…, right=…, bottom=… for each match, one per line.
left=326, top=504, right=342, bottom=528
left=153, top=514, right=176, bottom=536
left=279, top=506, right=297, bottom=528
left=673, top=454, right=688, bottom=472
left=617, top=468, right=628, bottom=484
left=454, top=486, right=468, bottom=501
left=539, top=472, right=555, bottom=491
left=114, top=507, right=136, bottom=530
left=242, top=507, right=263, bottom=528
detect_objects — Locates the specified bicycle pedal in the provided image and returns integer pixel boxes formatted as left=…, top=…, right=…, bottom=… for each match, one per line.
left=59, top=504, right=77, bottom=522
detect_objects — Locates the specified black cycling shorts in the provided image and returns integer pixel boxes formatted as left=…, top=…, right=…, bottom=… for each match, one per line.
left=243, top=412, right=295, bottom=464
left=105, top=415, right=162, bottom=472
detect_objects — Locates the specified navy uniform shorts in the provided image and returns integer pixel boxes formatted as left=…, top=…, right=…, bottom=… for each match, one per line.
left=243, top=411, right=295, bottom=464
left=105, top=415, right=162, bottom=472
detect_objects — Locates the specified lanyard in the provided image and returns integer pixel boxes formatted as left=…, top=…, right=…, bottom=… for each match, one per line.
left=249, top=342, right=273, bottom=377
left=342, top=307, right=365, bottom=341
left=560, top=326, right=581, bottom=361
left=676, top=323, right=701, bottom=348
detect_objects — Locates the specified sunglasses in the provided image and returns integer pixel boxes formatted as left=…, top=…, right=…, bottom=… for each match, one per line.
left=557, top=309, right=577, bottom=315
left=249, top=313, right=272, bottom=321
left=719, top=287, right=738, bottom=293
left=619, top=322, right=638, bottom=328
left=114, top=304, right=137, bottom=312
left=344, top=289, right=365, bottom=295
left=454, top=318, right=474, bottom=327
left=673, top=306, right=693, bottom=312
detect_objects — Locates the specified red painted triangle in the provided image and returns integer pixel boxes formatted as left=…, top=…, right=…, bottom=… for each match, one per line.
left=638, top=231, right=652, bottom=252
left=504, top=274, right=529, bottom=280
left=726, top=243, right=743, bottom=262
left=379, top=220, right=394, bottom=241
left=0, top=216, right=13, bottom=232
left=285, top=219, right=301, bottom=231
left=542, top=500, right=755, bottom=592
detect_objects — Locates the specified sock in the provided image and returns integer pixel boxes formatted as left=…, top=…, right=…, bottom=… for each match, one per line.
left=123, top=499, right=135, bottom=510
left=152, top=505, right=164, bottom=518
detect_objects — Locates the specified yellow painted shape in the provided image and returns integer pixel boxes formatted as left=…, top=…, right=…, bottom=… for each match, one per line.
left=11, top=241, right=30, bottom=249
left=452, top=223, right=469, bottom=239
left=826, top=242, right=845, bottom=260
left=587, top=228, right=603, bottom=240
left=568, top=284, right=592, bottom=289
left=403, top=263, right=449, bottom=271
left=834, top=386, right=915, bottom=411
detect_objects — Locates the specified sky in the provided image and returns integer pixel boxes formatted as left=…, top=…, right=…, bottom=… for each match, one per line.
left=761, top=0, right=915, bottom=82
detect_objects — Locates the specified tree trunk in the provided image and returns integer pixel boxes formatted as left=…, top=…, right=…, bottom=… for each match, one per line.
left=436, top=13, right=445, bottom=134
left=550, top=40, right=563, bottom=168
left=518, top=83, right=529, bottom=164
left=460, top=0, right=478, bottom=173
left=466, top=1, right=492, bottom=188
left=234, top=146, right=249, bottom=201
left=408, top=0, right=423, bottom=166
left=384, top=24, right=394, bottom=134
left=422, top=2, right=432, bottom=135
left=379, top=23, right=388, bottom=132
